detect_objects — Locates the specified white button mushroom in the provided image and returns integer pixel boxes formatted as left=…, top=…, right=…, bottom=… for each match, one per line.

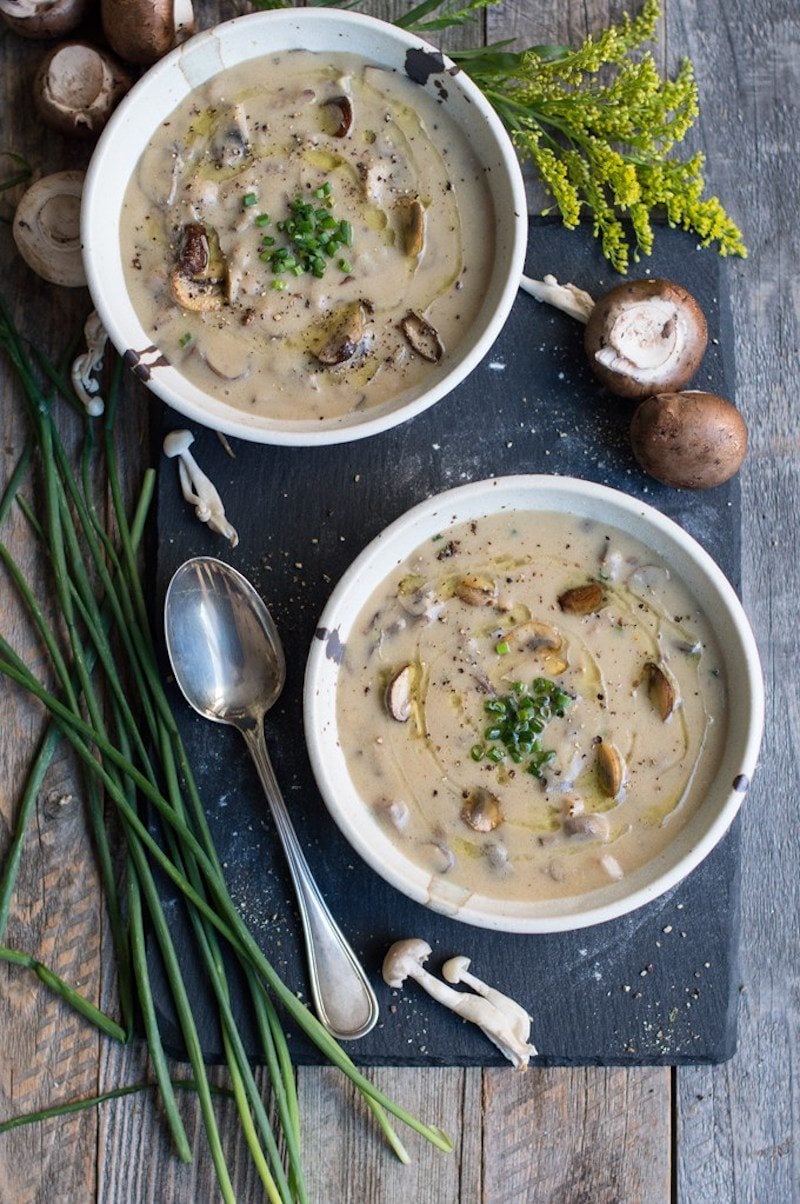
left=34, top=43, right=133, bottom=138
left=71, top=311, right=109, bottom=417
left=163, top=430, right=239, bottom=547
left=382, top=939, right=537, bottom=1069
left=13, top=171, right=86, bottom=287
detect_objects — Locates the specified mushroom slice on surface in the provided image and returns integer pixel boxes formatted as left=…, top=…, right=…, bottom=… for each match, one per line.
left=506, top=619, right=562, bottom=651
left=34, top=43, right=133, bottom=138
left=399, top=311, right=444, bottom=363
left=381, top=939, right=536, bottom=1069
left=584, top=279, right=708, bottom=399
left=461, top=788, right=503, bottom=834
left=13, top=171, right=85, bottom=287
left=163, top=430, right=238, bottom=546
left=596, top=740, right=624, bottom=799
left=455, top=574, right=497, bottom=607
left=396, top=196, right=426, bottom=258
left=315, top=303, right=368, bottom=367
left=0, top=0, right=90, bottom=38
left=564, top=813, right=610, bottom=841
left=644, top=661, right=676, bottom=721
left=101, top=0, right=195, bottom=66
left=385, top=664, right=415, bottom=722
left=320, top=94, right=353, bottom=138
left=558, top=582, right=605, bottom=615
left=170, top=271, right=225, bottom=312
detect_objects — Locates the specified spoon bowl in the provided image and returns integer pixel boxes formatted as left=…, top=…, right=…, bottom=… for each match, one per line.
left=164, top=556, right=379, bottom=1040
left=165, top=557, right=285, bottom=725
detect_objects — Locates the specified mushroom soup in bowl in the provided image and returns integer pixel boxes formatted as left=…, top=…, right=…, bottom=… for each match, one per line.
left=304, top=477, right=763, bottom=933
left=82, top=10, right=527, bottom=444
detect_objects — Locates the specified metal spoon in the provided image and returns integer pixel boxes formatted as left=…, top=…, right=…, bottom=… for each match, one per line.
left=164, top=555, right=379, bottom=1040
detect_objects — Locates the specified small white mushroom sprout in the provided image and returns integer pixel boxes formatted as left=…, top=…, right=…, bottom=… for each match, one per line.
left=382, top=939, right=537, bottom=1070
left=442, top=955, right=536, bottom=1056
left=71, top=310, right=108, bottom=417
left=519, top=273, right=595, bottom=323
left=163, top=430, right=239, bottom=547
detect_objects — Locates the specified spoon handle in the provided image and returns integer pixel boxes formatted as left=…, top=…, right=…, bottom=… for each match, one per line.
left=242, top=724, right=379, bottom=1041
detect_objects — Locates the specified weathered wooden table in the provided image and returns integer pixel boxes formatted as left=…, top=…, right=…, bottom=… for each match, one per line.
left=1, top=2, right=797, bottom=1200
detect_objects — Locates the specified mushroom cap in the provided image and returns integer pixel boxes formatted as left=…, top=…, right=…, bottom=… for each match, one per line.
left=381, top=938, right=432, bottom=988
left=101, top=0, right=195, bottom=65
left=13, top=170, right=86, bottom=287
left=441, top=956, right=471, bottom=984
left=584, top=279, right=708, bottom=399
left=0, top=0, right=90, bottom=39
left=163, top=429, right=195, bottom=458
left=630, top=390, right=748, bottom=490
left=34, top=42, right=133, bottom=138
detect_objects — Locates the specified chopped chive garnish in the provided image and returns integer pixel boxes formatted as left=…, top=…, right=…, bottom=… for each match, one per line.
left=258, top=190, right=355, bottom=282
left=495, top=640, right=510, bottom=656
left=271, top=279, right=287, bottom=290
left=242, top=192, right=258, bottom=208
left=178, top=332, right=192, bottom=348
left=470, top=745, right=484, bottom=761
left=477, top=679, right=573, bottom=778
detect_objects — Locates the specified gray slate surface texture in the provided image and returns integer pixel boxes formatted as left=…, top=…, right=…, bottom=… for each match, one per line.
left=151, top=220, right=745, bottom=1067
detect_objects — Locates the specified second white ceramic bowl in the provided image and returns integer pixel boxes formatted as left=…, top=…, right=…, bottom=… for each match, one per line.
left=82, top=9, right=527, bottom=446
left=304, top=476, right=764, bottom=932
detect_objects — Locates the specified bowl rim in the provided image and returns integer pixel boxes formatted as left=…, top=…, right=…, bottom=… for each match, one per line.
left=303, top=474, right=765, bottom=933
left=81, top=7, right=528, bottom=446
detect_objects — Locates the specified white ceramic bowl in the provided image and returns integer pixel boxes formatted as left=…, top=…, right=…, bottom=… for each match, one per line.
left=304, top=476, right=764, bottom=932
left=82, top=9, right=527, bottom=446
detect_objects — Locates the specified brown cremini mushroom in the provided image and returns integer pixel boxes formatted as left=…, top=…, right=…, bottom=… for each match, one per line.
left=101, top=0, right=195, bottom=65
left=13, top=170, right=85, bottom=286
left=0, top=0, right=90, bottom=39
left=315, top=302, right=368, bottom=367
left=34, top=42, right=133, bottom=137
left=584, top=279, right=708, bottom=399
left=630, top=390, right=748, bottom=489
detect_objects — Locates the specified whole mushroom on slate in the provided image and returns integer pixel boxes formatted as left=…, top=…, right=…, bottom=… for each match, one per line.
left=520, top=271, right=748, bottom=489
left=382, top=939, right=537, bottom=1069
left=630, top=390, right=749, bottom=489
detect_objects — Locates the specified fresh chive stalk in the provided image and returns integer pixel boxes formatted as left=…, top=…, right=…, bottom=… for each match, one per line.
left=0, top=294, right=453, bottom=1191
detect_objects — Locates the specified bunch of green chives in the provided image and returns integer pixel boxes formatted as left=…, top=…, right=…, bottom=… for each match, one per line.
left=0, top=294, right=451, bottom=1201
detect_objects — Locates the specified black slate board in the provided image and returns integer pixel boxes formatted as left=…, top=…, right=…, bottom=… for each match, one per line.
left=149, top=220, right=742, bottom=1066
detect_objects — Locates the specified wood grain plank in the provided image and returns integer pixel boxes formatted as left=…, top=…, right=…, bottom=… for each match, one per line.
left=481, top=1066, right=670, bottom=1203
left=296, top=1066, right=476, bottom=1203
left=0, top=25, right=106, bottom=1204
left=666, top=0, right=800, bottom=1198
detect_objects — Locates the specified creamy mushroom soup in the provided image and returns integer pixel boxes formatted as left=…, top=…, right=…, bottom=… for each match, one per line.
left=120, top=50, right=494, bottom=421
left=336, top=511, right=727, bottom=902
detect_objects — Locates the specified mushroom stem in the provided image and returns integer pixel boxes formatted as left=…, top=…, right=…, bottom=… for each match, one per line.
left=519, top=273, right=595, bottom=324
left=71, top=311, right=108, bottom=417
left=163, top=430, right=239, bottom=547
left=441, top=956, right=535, bottom=1053
left=382, top=939, right=537, bottom=1069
